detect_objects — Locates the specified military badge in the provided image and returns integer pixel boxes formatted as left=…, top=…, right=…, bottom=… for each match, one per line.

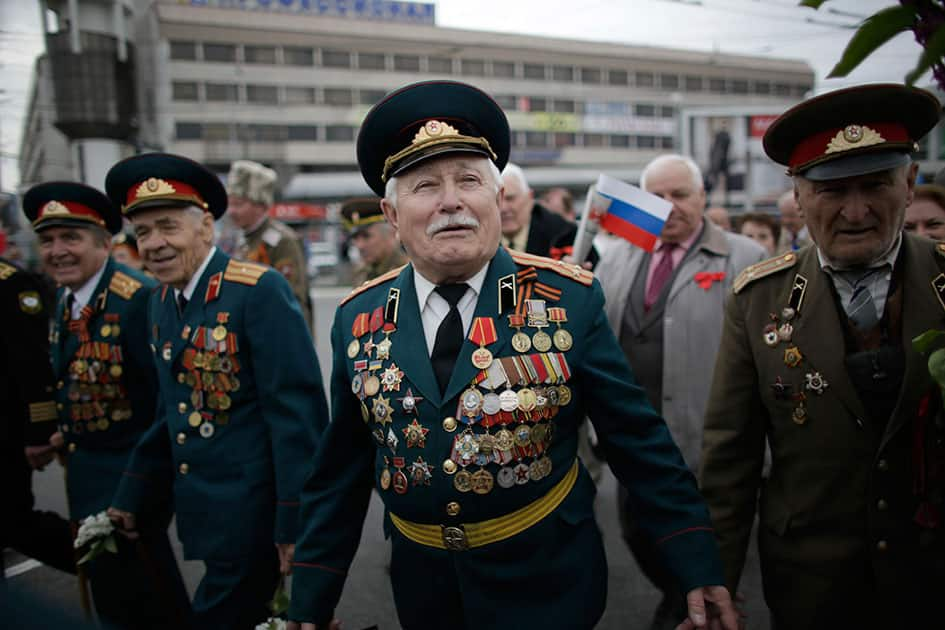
left=409, top=457, right=432, bottom=486
left=804, top=372, right=828, bottom=395
left=770, top=377, right=792, bottom=400
left=380, top=363, right=404, bottom=392
left=783, top=346, right=803, bottom=367
left=372, top=395, right=393, bottom=425
left=402, top=419, right=429, bottom=448
left=397, top=387, right=423, bottom=414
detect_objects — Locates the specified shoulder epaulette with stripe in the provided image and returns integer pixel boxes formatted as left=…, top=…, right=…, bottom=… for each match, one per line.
left=0, top=261, right=17, bottom=280
left=341, top=265, right=406, bottom=306
left=509, top=250, right=593, bottom=286
left=223, top=260, right=269, bottom=286
left=108, top=271, right=143, bottom=299
left=734, top=252, right=798, bottom=294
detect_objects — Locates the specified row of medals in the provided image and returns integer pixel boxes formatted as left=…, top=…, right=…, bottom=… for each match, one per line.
left=177, top=324, right=239, bottom=439
left=65, top=341, right=131, bottom=434
left=370, top=315, right=575, bottom=496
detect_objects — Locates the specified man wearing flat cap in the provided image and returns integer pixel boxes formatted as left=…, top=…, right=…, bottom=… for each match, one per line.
left=287, top=80, right=737, bottom=630
left=701, top=84, right=945, bottom=629
left=227, top=159, right=312, bottom=330
left=103, top=153, right=329, bottom=629
left=341, top=196, right=406, bottom=285
left=22, top=182, right=188, bottom=627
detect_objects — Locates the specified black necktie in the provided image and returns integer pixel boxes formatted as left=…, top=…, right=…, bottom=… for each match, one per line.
left=177, top=293, right=188, bottom=318
left=431, top=284, right=468, bottom=395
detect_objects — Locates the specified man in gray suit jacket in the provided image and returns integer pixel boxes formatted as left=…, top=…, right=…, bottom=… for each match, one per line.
left=596, top=154, right=766, bottom=630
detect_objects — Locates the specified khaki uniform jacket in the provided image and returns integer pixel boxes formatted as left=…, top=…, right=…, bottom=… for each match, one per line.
left=351, top=247, right=407, bottom=287
left=700, top=234, right=945, bottom=629
left=239, top=217, right=311, bottom=328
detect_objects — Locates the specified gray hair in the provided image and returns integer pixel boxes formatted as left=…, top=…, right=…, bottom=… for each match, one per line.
left=384, top=158, right=502, bottom=209
left=640, top=154, right=704, bottom=193
left=501, top=162, right=530, bottom=193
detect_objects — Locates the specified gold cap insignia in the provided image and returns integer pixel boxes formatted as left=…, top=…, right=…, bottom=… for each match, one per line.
left=382, top=119, right=497, bottom=183
left=826, top=125, right=885, bottom=154
left=136, top=177, right=177, bottom=200
left=42, top=200, right=70, bottom=216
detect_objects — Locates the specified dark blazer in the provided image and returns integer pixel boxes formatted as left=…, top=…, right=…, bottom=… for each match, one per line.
left=523, top=203, right=599, bottom=268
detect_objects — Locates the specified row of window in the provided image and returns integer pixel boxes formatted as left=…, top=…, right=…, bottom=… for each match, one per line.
left=174, top=122, right=674, bottom=149
left=169, top=40, right=811, bottom=97
left=171, top=81, right=677, bottom=117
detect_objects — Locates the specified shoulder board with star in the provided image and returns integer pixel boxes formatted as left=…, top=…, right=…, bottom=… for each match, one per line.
left=734, top=252, right=798, bottom=294
left=341, top=264, right=406, bottom=306
left=223, top=260, right=269, bottom=286
left=509, top=250, right=593, bottom=286
left=0, top=261, right=16, bottom=280
left=108, top=271, right=143, bottom=300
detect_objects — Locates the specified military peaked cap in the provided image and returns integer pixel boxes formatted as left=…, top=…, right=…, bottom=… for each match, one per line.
left=105, top=152, right=228, bottom=218
left=23, top=181, right=122, bottom=235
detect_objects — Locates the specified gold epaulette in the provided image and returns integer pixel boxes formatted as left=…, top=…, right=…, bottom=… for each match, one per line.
left=224, top=260, right=269, bottom=286
left=340, top=265, right=406, bottom=306
left=734, top=252, right=798, bottom=294
left=29, top=400, right=58, bottom=423
left=0, top=261, right=16, bottom=280
left=936, top=242, right=945, bottom=258
left=509, top=250, right=593, bottom=287
left=108, top=271, right=143, bottom=300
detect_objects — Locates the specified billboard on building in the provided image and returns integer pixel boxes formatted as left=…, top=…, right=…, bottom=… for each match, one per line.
left=180, top=0, right=436, bottom=24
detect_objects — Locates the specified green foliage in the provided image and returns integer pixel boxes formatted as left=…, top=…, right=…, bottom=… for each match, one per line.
left=269, top=577, right=289, bottom=616
left=827, top=6, right=917, bottom=78
left=912, top=329, right=945, bottom=354
left=799, top=0, right=830, bottom=8
left=907, top=23, right=945, bottom=83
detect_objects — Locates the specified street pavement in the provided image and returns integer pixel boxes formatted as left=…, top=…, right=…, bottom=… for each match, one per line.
left=4, top=287, right=770, bottom=629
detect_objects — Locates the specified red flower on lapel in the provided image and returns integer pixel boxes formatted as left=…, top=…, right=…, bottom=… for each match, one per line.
left=694, top=271, right=726, bottom=290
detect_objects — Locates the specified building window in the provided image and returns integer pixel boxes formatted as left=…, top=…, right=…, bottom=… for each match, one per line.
left=493, top=61, right=515, bottom=78
left=322, top=50, right=351, bottom=68
left=552, top=65, right=573, bottom=81
left=635, top=71, right=654, bottom=88
left=494, top=94, right=516, bottom=111
left=608, top=69, right=628, bottom=86
left=326, top=125, right=355, bottom=142
left=205, top=83, right=239, bottom=102
left=661, top=137, right=674, bottom=149
left=637, top=135, right=657, bottom=149
left=795, top=84, right=812, bottom=97
left=583, top=133, right=605, bottom=147
left=288, top=125, right=318, bottom=141
left=685, top=75, right=703, bottom=91
left=659, top=105, right=675, bottom=118
left=529, top=97, right=548, bottom=112
left=773, top=83, right=791, bottom=96
left=242, top=124, right=286, bottom=141
left=524, top=63, right=546, bottom=80
left=634, top=103, right=655, bottom=117
left=660, top=74, right=679, bottom=90
left=285, top=87, right=316, bottom=105
left=324, top=88, right=353, bottom=106
left=244, top=45, right=276, bottom=64
left=172, top=81, right=199, bottom=101
left=393, top=54, right=420, bottom=72
left=709, top=78, right=727, bottom=93
left=246, top=84, right=279, bottom=104
left=553, top=99, right=575, bottom=113
left=203, top=43, right=236, bottom=63
left=581, top=67, right=602, bottom=84
left=731, top=79, right=749, bottom=94
left=754, top=81, right=771, bottom=95
left=358, top=52, right=386, bottom=70
left=428, top=57, right=453, bottom=73
left=359, top=89, right=386, bottom=106
left=461, top=59, right=486, bottom=77
left=554, top=132, right=576, bottom=147
left=175, top=122, right=202, bottom=139
left=610, top=134, right=630, bottom=148
left=203, top=123, right=233, bottom=141
left=525, top=131, right=548, bottom=147
left=284, top=46, right=314, bottom=66
left=169, top=40, right=196, bottom=61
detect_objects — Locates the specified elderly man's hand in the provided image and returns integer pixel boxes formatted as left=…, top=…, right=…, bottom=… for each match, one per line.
left=276, top=543, right=295, bottom=575
left=675, top=585, right=741, bottom=630
left=106, top=507, right=140, bottom=540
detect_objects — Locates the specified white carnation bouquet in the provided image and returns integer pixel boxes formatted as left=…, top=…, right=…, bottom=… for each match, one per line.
left=74, top=511, right=118, bottom=565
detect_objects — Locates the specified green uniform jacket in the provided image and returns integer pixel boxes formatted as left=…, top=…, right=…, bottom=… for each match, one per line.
left=113, top=249, right=328, bottom=561
left=289, top=247, right=723, bottom=628
left=701, top=234, right=945, bottom=628
left=351, top=247, right=407, bottom=287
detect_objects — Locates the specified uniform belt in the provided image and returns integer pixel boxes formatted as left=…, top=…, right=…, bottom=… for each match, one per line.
left=389, top=459, right=578, bottom=551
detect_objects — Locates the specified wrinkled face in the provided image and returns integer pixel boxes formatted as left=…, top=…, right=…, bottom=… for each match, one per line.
left=740, top=220, right=776, bottom=256
left=498, top=174, right=533, bottom=237
left=351, top=223, right=397, bottom=266
left=227, top=196, right=266, bottom=230
left=904, top=197, right=945, bottom=241
left=779, top=196, right=804, bottom=233
left=38, top=226, right=110, bottom=289
left=795, top=164, right=916, bottom=266
left=643, top=160, right=706, bottom=244
left=381, top=155, right=502, bottom=284
left=132, top=206, right=215, bottom=288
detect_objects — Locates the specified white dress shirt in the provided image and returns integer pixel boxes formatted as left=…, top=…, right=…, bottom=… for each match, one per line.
left=413, top=263, right=489, bottom=356
left=64, top=259, right=108, bottom=319
left=174, top=246, right=217, bottom=304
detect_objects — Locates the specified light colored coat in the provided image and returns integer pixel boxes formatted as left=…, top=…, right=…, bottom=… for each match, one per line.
left=597, top=220, right=766, bottom=468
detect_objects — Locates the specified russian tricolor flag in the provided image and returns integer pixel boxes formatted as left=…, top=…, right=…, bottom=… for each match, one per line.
left=595, top=174, right=672, bottom=252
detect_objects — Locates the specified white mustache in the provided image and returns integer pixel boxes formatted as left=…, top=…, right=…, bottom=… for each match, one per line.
left=427, top=214, right=480, bottom=236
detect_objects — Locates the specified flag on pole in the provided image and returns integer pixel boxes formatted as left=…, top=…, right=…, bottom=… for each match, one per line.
left=595, top=174, right=672, bottom=252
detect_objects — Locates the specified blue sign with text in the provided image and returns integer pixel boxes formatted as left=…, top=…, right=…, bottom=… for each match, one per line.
left=185, top=0, right=436, bottom=24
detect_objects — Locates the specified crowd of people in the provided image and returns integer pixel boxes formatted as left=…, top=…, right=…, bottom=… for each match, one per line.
left=3, top=78, right=945, bottom=630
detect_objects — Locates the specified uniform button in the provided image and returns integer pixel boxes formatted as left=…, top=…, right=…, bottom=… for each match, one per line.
left=876, top=540, right=888, bottom=552
left=56, top=380, right=64, bottom=390
left=68, top=443, right=77, bottom=453
left=176, top=432, right=187, bottom=445
left=446, top=501, right=461, bottom=516
left=877, top=499, right=888, bottom=511
left=877, top=459, right=889, bottom=471
left=179, top=462, right=190, bottom=475
left=57, top=403, right=64, bottom=411
left=442, top=417, right=458, bottom=432
left=178, top=402, right=187, bottom=413
left=177, top=373, right=186, bottom=384
left=443, top=459, right=457, bottom=475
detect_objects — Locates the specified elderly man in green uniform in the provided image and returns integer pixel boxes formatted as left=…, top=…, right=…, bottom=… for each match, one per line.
left=227, top=159, right=312, bottom=329
left=701, top=84, right=945, bottom=629
left=287, top=80, right=737, bottom=630
left=341, top=196, right=407, bottom=285
left=22, top=182, right=189, bottom=627
left=104, top=153, right=329, bottom=630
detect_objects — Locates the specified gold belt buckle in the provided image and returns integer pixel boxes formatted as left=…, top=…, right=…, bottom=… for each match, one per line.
left=441, top=525, right=468, bottom=551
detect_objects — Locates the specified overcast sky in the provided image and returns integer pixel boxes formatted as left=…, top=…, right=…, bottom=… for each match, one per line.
left=0, top=0, right=930, bottom=192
